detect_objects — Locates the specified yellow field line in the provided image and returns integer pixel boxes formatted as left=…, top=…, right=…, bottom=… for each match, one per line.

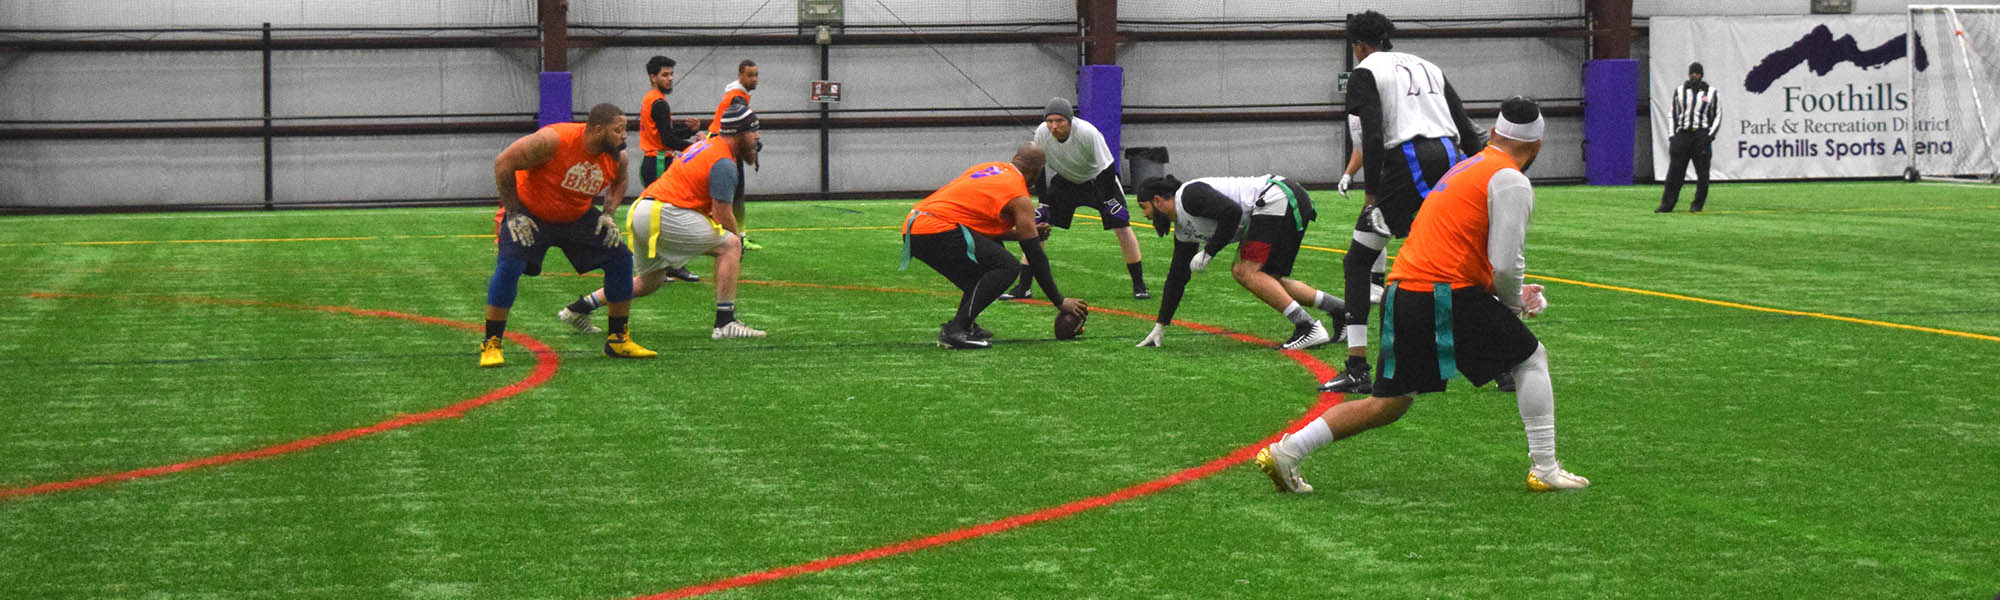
left=1078, top=214, right=1999, bottom=343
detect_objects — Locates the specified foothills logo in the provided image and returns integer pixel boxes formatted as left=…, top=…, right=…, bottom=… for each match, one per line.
left=1744, top=24, right=1929, bottom=94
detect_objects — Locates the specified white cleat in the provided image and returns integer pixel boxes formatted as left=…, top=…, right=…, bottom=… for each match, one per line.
left=557, top=307, right=602, bottom=334
left=1527, top=462, right=1591, bottom=492
left=712, top=320, right=767, bottom=339
left=1255, top=435, right=1314, bottom=493
left=1280, top=320, right=1333, bottom=350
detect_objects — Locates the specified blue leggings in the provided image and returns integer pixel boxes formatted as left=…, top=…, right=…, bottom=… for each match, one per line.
left=487, top=250, right=634, bottom=309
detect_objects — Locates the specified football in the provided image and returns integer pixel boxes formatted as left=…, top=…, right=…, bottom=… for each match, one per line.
left=1054, top=301, right=1089, bottom=340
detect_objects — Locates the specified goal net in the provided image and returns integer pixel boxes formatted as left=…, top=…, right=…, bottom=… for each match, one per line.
left=1908, top=5, right=2000, bottom=182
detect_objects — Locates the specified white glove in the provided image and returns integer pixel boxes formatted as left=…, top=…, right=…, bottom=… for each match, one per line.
left=1188, top=251, right=1214, bottom=273
left=504, top=212, right=538, bottom=246
left=596, top=213, right=620, bottom=247
left=1520, top=283, right=1549, bottom=317
left=1136, top=323, right=1166, bottom=347
left=1338, top=173, right=1352, bottom=197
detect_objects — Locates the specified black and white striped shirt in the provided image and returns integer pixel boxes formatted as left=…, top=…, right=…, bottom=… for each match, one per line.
left=1672, top=80, right=1721, bottom=138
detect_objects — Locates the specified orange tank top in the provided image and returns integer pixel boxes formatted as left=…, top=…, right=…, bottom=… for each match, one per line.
left=513, top=122, right=619, bottom=224
left=638, top=88, right=668, bottom=156
left=644, top=137, right=737, bottom=214
left=1388, top=146, right=1519, bottom=292
left=907, top=162, right=1027, bottom=237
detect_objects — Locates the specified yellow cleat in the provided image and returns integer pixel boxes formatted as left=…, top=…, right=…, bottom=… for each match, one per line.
left=1527, top=463, right=1591, bottom=492
left=604, top=332, right=658, bottom=359
left=478, top=336, right=505, bottom=368
left=1255, top=437, right=1313, bottom=494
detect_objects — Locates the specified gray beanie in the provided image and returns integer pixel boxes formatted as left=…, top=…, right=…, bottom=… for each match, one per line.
left=1045, top=97, right=1074, bottom=120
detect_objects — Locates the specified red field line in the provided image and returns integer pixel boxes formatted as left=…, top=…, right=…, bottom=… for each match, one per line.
left=633, top=301, right=1343, bottom=599
left=0, top=292, right=562, bottom=500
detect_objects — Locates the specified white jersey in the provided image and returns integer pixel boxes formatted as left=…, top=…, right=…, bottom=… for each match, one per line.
left=1034, top=117, right=1115, bottom=184
left=1354, top=51, right=1460, bottom=148
left=1171, top=176, right=1290, bottom=245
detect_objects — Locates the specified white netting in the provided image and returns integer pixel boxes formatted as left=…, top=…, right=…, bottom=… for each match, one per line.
left=1119, top=0, right=1583, bottom=23
left=0, top=0, right=536, bottom=28
left=570, top=0, right=1073, bottom=28
left=1910, top=5, right=2000, bottom=181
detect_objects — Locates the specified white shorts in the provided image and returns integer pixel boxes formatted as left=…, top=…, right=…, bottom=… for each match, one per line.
left=627, top=198, right=725, bottom=273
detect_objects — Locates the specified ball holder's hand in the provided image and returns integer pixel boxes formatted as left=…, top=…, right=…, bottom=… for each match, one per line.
left=505, top=212, right=539, bottom=246
left=596, top=213, right=621, bottom=248
left=1520, top=283, right=1549, bottom=317
left=1338, top=173, right=1352, bottom=197
left=1188, top=251, right=1214, bottom=273
left=1136, top=323, right=1166, bottom=347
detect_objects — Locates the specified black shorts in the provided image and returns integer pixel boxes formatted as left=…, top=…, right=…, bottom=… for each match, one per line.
left=1239, top=180, right=1315, bottom=278
left=909, top=228, right=1020, bottom=293
left=1372, top=284, right=1540, bottom=397
left=1039, top=167, right=1131, bottom=229
left=1366, top=136, right=1465, bottom=238
left=639, top=152, right=672, bottom=187
left=496, top=206, right=628, bottom=277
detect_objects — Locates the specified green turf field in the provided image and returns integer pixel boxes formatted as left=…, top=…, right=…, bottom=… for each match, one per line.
left=2, top=181, right=1996, bottom=599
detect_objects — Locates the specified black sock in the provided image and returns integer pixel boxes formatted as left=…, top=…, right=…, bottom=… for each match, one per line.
left=485, top=319, right=506, bottom=340
left=608, top=316, right=628, bottom=336
left=1127, top=261, right=1146, bottom=291
left=1345, top=355, right=1369, bottom=372
left=1371, top=272, right=1386, bottom=288
left=566, top=294, right=597, bottom=315
left=714, top=302, right=736, bottom=328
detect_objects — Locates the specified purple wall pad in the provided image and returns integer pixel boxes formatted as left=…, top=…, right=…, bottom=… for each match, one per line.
left=1582, top=59, right=1639, bottom=185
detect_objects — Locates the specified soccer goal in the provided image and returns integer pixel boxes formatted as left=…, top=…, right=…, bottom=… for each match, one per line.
left=1907, top=5, right=2000, bottom=183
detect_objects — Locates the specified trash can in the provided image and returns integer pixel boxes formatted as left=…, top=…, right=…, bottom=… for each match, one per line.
left=1123, top=146, right=1170, bottom=188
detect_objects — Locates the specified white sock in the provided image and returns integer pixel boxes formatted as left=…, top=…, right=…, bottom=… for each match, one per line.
left=1281, top=418, right=1335, bottom=457
left=1372, top=251, right=1387, bottom=274
left=1514, top=344, right=1559, bottom=470
left=1281, top=302, right=1313, bottom=326
left=1345, top=324, right=1368, bottom=349
left=1312, top=290, right=1344, bottom=314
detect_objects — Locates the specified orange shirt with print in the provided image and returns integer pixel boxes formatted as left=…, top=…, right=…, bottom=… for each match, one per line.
left=1388, top=146, right=1520, bottom=293
left=644, top=137, right=737, bottom=215
left=908, top=162, right=1027, bottom=237
left=514, top=122, right=619, bottom=224
left=708, top=86, right=752, bottom=135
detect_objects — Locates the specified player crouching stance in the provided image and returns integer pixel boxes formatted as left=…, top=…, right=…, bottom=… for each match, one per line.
left=1131, top=174, right=1344, bottom=351
left=902, top=143, right=1085, bottom=349
left=1257, top=98, right=1591, bottom=492
left=559, top=105, right=767, bottom=340
left=480, top=103, right=655, bottom=367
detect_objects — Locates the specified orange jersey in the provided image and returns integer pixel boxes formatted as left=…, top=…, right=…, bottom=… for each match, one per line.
left=708, top=85, right=752, bottom=135
left=514, top=122, right=619, bottom=224
left=644, top=137, right=737, bottom=215
left=638, top=88, right=668, bottom=155
left=907, top=162, right=1028, bottom=237
left=1388, top=146, right=1520, bottom=292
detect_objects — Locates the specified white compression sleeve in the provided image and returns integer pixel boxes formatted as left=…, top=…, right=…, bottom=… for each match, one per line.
left=1513, top=343, right=1558, bottom=470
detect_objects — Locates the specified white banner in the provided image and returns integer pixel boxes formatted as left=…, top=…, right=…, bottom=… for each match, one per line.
left=1652, top=16, right=1923, bottom=180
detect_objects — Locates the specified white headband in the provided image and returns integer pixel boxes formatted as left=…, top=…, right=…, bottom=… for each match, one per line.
left=1493, top=113, right=1544, bottom=142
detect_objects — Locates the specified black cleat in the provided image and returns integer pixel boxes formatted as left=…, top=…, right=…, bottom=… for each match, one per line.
left=997, top=288, right=1033, bottom=301
left=1133, top=289, right=1151, bottom=300
left=937, top=321, right=990, bottom=350
left=665, top=265, right=701, bottom=282
left=967, top=321, right=994, bottom=341
left=1318, top=366, right=1372, bottom=394
left=1494, top=371, right=1518, bottom=392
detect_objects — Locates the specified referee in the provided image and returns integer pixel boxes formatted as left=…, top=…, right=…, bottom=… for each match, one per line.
left=1658, top=61, right=1720, bottom=213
